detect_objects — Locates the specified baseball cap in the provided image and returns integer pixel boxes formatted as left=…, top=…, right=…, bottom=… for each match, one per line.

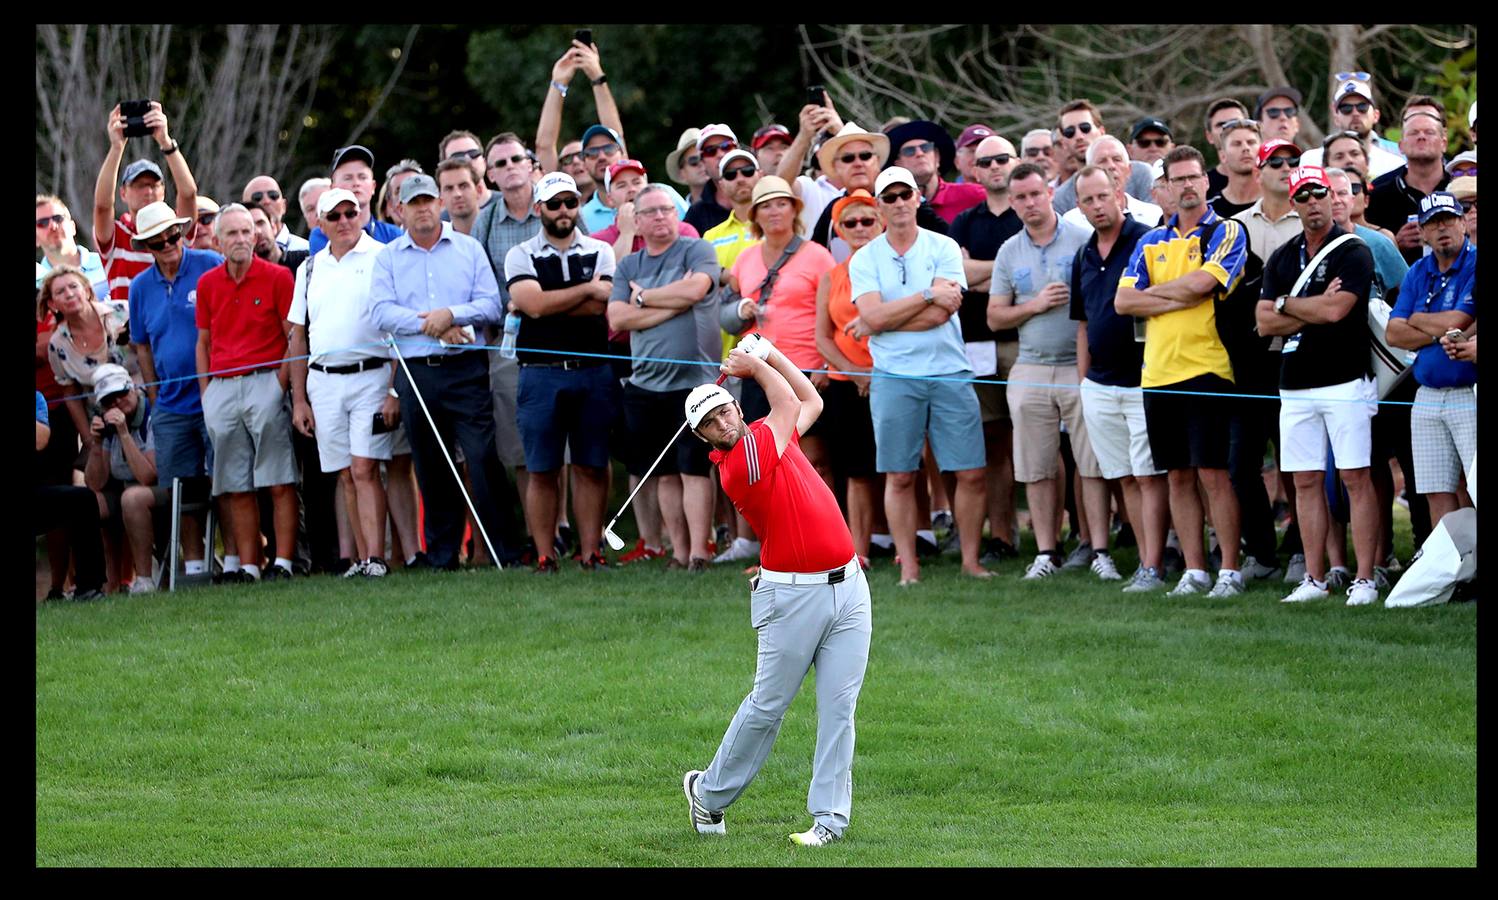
left=717, top=149, right=757, bottom=177
left=1150, top=158, right=1166, bottom=182
left=1288, top=166, right=1330, bottom=195
left=92, top=364, right=134, bottom=405
left=397, top=173, right=439, bottom=204
left=956, top=124, right=995, bottom=149
left=604, top=159, right=647, bottom=193
left=122, top=159, right=163, bottom=185
left=1255, top=85, right=1304, bottom=117
left=1130, top=117, right=1172, bottom=142
left=581, top=124, right=622, bottom=149
left=534, top=171, right=580, bottom=204
left=317, top=187, right=360, bottom=216
left=684, top=383, right=735, bottom=430
left=1448, top=176, right=1476, bottom=202
left=1257, top=139, right=1302, bottom=167
left=1335, top=80, right=1374, bottom=104
left=696, top=124, right=739, bottom=150
left=751, top=124, right=792, bottom=150
left=1418, top=191, right=1463, bottom=225
left=874, top=166, right=919, bottom=196
left=331, top=144, right=375, bottom=173
left=1445, top=150, right=1477, bottom=175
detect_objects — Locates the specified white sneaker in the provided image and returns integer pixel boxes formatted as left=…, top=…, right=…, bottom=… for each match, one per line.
left=1089, top=552, right=1122, bottom=581
left=1022, top=553, right=1059, bottom=580
left=1325, top=566, right=1352, bottom=590
left=363, top=557, right=389, bottom=578
left=1167, top=571, right=1212, bottom=596
left=342, top=560, right=367, bottom=578
left=1281, top=574, right=1330, bottom=603
left=1122, top=566, right=1167, bottom=593
left=790, top=822, right=840, bottom=847
left=712, top=537, right=760, bottom=564
left=1345, top=578, right=1379, bottom=606
left=1206, top=570, right=1245, bottom=598
left=1283, top=553, right=1307, bottom=584
left=128, top=576, right=156, bottom=595
left=683, top=770, right=725, bottom=835
left=1240, top=555, right=1282, bottom=581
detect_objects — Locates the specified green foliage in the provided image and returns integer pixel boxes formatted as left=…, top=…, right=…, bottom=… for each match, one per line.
left=1423, top=48, right=1477, bottom=152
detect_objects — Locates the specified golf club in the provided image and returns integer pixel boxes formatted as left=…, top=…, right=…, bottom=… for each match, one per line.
left=602, top=372, right=729, bottom=552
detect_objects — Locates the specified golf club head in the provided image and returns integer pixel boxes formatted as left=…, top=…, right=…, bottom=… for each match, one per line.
left=602, top=525, right=625, bottom=552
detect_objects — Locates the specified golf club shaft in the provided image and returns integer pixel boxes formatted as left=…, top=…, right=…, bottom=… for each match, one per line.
left=387, top=335, right=503, bottom=570
left=605, top=373, right=728, bottom=537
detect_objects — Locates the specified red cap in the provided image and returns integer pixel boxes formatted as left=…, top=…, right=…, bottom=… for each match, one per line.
left=956, top=124, right=995, bottom=149
left=605, top=159, right=647, bottom=192
left=751, top=124, right=792, bottom=150
left=1288, top=166, right=1330, bottom=195
left=1256, top=139, right=1302, bottom=167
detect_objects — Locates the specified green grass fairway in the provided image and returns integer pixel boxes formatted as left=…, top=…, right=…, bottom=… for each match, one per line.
left=36, top=554, right=1475, bottom=866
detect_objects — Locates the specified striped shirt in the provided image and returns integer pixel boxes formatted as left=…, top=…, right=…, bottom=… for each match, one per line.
left=97, top=216, right=155, bottom=308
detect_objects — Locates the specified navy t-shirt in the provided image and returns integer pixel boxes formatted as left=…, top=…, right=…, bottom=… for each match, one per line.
left=948, top=202, right=1022, bottom=343
left=1260, top=223, right=1376, bottom=390
left=1070, top=217, right=1151, bottom=387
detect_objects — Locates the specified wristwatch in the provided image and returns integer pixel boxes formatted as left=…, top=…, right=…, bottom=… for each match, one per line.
left=162, top=140, right=180, bottom=156
left=1274, top=295, right=1288, bottom=315
left=590, top=74, right=608, bottom=86
left=922, top=287, right=935, bottom=305
left=635, top=290, right=646, bottom=308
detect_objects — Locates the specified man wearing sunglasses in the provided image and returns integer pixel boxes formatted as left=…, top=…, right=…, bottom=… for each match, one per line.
left=1232, top=140, right=1305, bottom=267
left=1367, top=96, right=1452, bottom=265
left=810, top=122, right=946, bottom=263
left=36, top=195, right=107, bottom=296
left=1254, top=85, right=1304, bottom=145
left=242, top=175, right=309, bottom=252
left=1300, top=76, right=1405, bottom=180
left=1050, top=99, right=1156, bottom=216
left=1020, top=129, right=1058, bottom=184
left=885, top=120, right=984, bottom=224
left=309, top=145, right=404, bottom=256
left=126, top=199, right=226, bottom=581
left=93, top=101, right=199, bottom=309
left=1255, top=167, right=1381, bottom=606
left=684, top=124, right=744, bottom=236
left=1128, top=117, right=1175, bottom=165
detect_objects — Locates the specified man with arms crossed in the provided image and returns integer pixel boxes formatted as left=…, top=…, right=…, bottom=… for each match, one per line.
left=682, top=333, right=870, bottom=848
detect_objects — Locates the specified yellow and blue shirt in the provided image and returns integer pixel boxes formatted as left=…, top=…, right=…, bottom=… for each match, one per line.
left=1119, top=208, right=1247, bottom=388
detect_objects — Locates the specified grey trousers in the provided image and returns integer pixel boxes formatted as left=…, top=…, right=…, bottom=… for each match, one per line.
left=697, top=565, right=872, bottom=837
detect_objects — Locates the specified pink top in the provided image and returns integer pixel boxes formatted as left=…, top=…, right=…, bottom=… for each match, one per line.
left=930, top=179, right=986, bottom=223
left=731, top=239, right=836, bottom=371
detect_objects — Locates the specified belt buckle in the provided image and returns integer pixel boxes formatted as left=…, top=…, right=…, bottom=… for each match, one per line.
left=827, top=567, right=845, bottom=585
left=562, top=359, right=580, bottom=371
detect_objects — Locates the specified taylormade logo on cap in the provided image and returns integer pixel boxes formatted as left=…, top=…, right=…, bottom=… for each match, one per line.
left=684, top=384, right=734, bottom=428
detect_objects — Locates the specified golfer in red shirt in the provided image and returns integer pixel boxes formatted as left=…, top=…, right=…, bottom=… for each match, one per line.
left=681, top=334, right=872, bottom=848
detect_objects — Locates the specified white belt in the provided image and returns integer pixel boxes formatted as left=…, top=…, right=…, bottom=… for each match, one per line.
left=757, top=556, right=859, bottom=586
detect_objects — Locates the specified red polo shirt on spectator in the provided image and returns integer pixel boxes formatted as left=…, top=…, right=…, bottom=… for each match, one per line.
left=195, top=256, right=294, bottom=376
left=929, top=178, right=986, bottom=224
left=711, top=419, right=854, bottom=573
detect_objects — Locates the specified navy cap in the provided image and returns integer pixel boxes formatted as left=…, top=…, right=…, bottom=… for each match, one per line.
left=581, top=124, right=622, bottom=148
left=1417, top=191, right=1463, bottom=225
left=122, top=159, right=163, bottom=185
left=1130, top=117, right=1172, bottom=142
left=1255, top=86, right=1303, bottom=117
left=331, top=144, right=375, bottom=174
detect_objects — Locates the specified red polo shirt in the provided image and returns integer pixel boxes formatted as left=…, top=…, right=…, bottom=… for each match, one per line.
left=930, top=178, right=986, bottom=223
left=195, top=256, right=294, bottom=376
left=711, top=419, right=854, bottom=573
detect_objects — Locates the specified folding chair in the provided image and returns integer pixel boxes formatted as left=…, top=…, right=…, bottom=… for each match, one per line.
left=168, top=475, right=216, bottom=591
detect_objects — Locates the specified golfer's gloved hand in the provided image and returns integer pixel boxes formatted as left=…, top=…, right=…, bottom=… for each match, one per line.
left=737, top=333, right=774, bottom=361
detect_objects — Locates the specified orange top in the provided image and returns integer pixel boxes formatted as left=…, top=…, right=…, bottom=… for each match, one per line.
left=823, top=259, right=872, bottom=381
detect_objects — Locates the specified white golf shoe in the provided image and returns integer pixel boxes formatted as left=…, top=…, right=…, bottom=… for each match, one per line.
left=1166, top=571, right=1212, bottom=596
left=1205, top=570, right=1245, bottom=598
left=790, top=823, right=840, bottom=847
left=1089, top=552, right=1122, bottom=581
left=1281, top=574, right=1330, bottom=603
left=1345, top=578, right=1379, bottom=607
left=683, top=770, right=725, bottom=835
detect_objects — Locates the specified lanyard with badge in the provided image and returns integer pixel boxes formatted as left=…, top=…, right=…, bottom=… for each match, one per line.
left=1281, top=232, right=1360, bottom=355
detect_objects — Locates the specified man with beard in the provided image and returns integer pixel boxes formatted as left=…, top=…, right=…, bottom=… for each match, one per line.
left=503, top=172, right=617, bottom=572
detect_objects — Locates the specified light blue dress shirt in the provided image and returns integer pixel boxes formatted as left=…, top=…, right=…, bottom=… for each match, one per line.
left=367, top=223, right=503, bottom=358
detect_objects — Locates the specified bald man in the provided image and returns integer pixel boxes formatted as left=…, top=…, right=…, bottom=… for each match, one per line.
left=243, top=174, right=309, bottom=251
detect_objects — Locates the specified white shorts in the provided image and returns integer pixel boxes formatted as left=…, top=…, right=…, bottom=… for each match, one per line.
left=308, top=365, right=396, bottom=472
left=1080, top=379, right=1162, bottom=479
left=1278, top=377, right=1377, bottom=472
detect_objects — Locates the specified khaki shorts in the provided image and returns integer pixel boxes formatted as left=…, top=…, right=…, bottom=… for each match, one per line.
left=1006, top=362, right=1101, bottom=482
left=202, top=368, right=298, bottom=496
left=973, top=340, right=1018, bottom=425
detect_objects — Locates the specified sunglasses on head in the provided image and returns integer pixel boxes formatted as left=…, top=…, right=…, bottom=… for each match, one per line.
left=839, top=216, right=878, bottom=230
left=1262, top=105, right=1298, bottom=119
left=448, top=148, right=483, bottom=161
left=582, top=142, right=621, bottom=159
left=36, top=214, right=65, bottom=228
left=543, top=196, right=580, bottom=211
left=143, top=228, right=183, bottom=251
left=1292, top=185, right=1330, bottom=203
left=489, top=154, right=528, bottom=169
left=1336, top=71, right=1372, bottom=83
left=248, top=190, right=281, bottom=204
left=1060, top=122, right=1094, bottom=139
left=1336, top=100, right=1373, bottom=115
left=899, top=141, right=935, bottom=158
left=323, top=207, right=360, bottom=222
left=700, top=141, right=736, bottom=158
left=1263, top=155, right=1302, bottom=169
left=721, top=164, right=757, bottom=181
left=838, top=150, right=876, bottom=165
left=974, top=153, right=1013, bottom=168
left=1134, top=137, right=1170, bottom=148
left=879, top=187, right=915, bottom=204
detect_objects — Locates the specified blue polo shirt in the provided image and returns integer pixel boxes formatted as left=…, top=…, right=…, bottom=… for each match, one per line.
left=307, top=218, right=403, bottom=256
left=1390, top=240, right=1476, bottom=389
left=1070, top=217, right=1151, bottom=386
left=848, top=229, right=971, bottom=377
left=127, top=248, right=225, bottom=416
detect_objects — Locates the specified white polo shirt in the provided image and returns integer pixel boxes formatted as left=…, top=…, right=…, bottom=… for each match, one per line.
left=1061, top=194, right=1165, bottom=232
left=288, top=232, right=389, bottom=365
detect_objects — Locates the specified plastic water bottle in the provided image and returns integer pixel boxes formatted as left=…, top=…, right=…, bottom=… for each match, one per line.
left=499, top=311, right=521, bottom=359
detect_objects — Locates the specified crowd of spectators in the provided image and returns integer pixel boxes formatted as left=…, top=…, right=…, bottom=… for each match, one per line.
left=34, top=41, right=1477, bottom=608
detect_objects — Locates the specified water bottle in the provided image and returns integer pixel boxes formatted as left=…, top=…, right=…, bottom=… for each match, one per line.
left=499, top=311, right=521, bottom=359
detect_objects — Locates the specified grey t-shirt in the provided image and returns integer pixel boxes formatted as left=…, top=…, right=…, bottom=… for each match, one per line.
left=990, top=218, right=1091, bottom=365
left=103, top=398, right=155, bottom=484
left=609, top=237, right=722, bottom=391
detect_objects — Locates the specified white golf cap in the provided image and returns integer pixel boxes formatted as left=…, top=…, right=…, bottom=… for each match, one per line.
left=1150, top=157, right=1166, bottom=182
left=873, top=166, right=918, bottom=196
left=91, top=364, right=134, bottom=404
left=717, top=149, right=757, bottom=177
left=696, top=123, right=739, bottom=150
left=684, top=383, right=735, bottom=429
left=316, top=187, right=360, bottom=217
left=534, top=171, right=580, bottom=204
